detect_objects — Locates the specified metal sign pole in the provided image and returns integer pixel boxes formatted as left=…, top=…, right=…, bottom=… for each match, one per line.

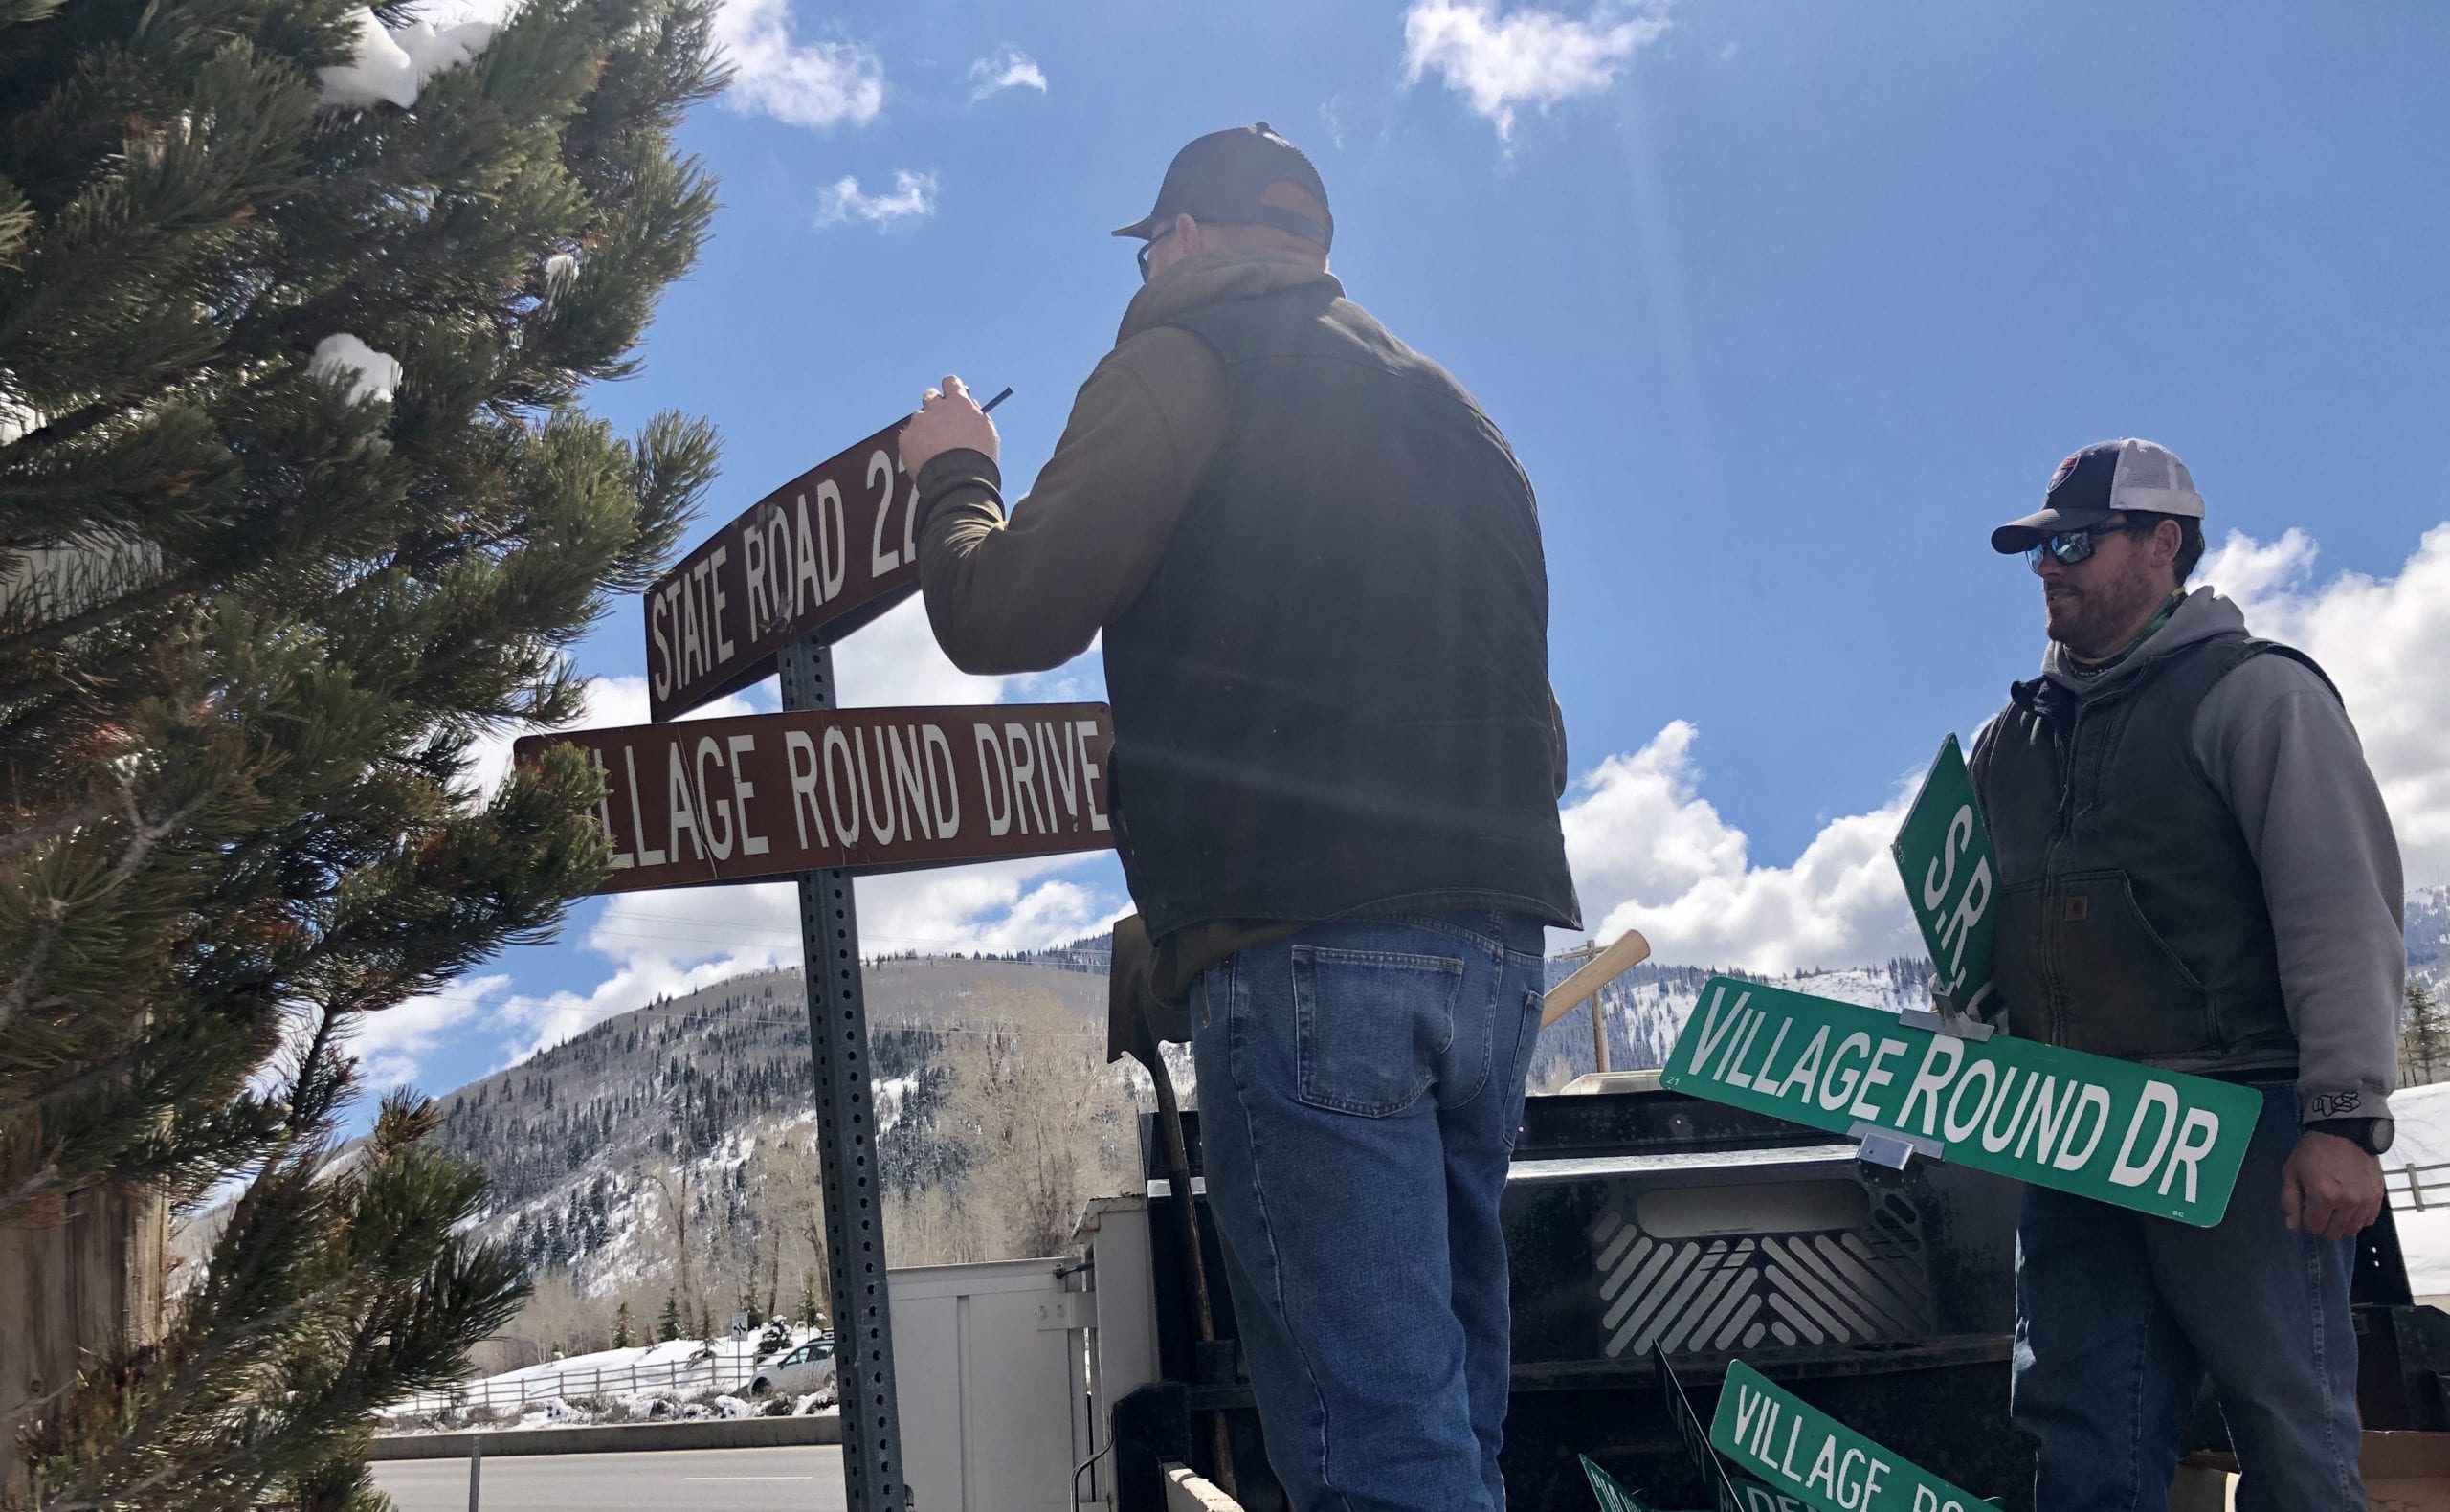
left=777, top=629, right=907, bottom=1512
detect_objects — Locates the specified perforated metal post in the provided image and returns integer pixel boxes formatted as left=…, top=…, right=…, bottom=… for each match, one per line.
left=777, top=630, right=907, bottom=1512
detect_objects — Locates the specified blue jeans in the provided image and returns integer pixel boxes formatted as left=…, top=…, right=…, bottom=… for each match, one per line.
left=1191, top=910, right=1548, bottom=1512
left=2012, top=1086, right=2364, bottom=1511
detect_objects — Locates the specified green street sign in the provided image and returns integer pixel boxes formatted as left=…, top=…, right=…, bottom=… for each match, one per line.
left=1658, top=977, right=2261, bottom=1225
left=1710, top=1362, right=1991, bottom=1512
left=1656, top=1345, right=1763, bottom=1512
left=1891, top=735, right=1998, bottom=1021
left=1580, top=1455, right=1668, bottom=1512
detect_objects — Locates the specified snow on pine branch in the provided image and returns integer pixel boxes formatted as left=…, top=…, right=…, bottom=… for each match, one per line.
left=318, top=10, right=497, bottom=111
left=308, top=334, right=404, bottom=405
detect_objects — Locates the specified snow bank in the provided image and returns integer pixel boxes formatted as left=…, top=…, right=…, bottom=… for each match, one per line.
left=319, top=11, right=495, bottom=110
left=2390, top=1083, right=2450, bottom=1296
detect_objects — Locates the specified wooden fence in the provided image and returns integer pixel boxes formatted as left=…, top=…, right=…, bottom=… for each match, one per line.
left=0, top=1186, right=168, bottom=1498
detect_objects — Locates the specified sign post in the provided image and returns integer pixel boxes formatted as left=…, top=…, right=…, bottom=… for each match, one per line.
left=521, top=403, right=1084, bottom=1512
left=778, top=629, right=904, bottom=1512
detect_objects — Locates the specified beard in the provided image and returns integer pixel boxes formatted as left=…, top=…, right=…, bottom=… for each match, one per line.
left=2045, top=553, right=2167, bottom=660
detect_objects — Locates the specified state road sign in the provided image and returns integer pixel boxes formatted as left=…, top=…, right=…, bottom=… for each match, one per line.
left=644, top=418, right=922, bottom=722
left=1710, top=1361, right=1988, bottom=1512
left=1659, top=977, right=2261, bottom=1225
left=514, top=702, right=1114, bottom=893
left=1890, top=735, right=1999, bottom=1020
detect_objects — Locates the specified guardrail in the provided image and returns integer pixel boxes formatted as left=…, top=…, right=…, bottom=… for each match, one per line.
left=398, top=1348, right=782, bottom=1413
left=2389, top=1159, right=2450, bottom=1212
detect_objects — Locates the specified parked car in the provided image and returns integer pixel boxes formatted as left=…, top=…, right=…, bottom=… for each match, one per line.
left=748, top=1336, right=835, bottom=1398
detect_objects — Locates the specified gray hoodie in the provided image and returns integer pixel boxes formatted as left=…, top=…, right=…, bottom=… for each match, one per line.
left=2005, top=587, right=2404, bottom=1124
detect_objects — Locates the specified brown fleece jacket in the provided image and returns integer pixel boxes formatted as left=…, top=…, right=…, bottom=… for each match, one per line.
left=915, top=248, right=1570, bottom=1002
left=912, top=248, right=1337, bottom=673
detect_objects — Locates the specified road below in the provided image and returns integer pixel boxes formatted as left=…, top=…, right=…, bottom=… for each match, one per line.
left=371, top=1444, right=845, bottom=1512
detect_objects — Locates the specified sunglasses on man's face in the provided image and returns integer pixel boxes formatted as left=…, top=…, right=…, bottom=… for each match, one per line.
left=2026, top=518, right=2149, bottom=571
left=1136, top=225, right=1179, bottom=282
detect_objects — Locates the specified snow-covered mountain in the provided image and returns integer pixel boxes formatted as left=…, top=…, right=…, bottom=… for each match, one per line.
left=1526, top=957, right=1938, bottom=1091
left=409, top=891, right=2444, bottom=1311
left=2409, top=884, right=2449, bottom=987
left=427, top=952, right=1109, bottom=1300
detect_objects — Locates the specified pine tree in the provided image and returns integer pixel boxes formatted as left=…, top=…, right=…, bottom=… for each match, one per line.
left=0, top=0, right=724, bottom=1501
left=2405, top=979, right=2450, bottom=1088
left=612, top=1301, right=635, bottom=1350
left=658, top=1289, right=682, bottom=1345
left=798, top=1269, right=822, bottom=1328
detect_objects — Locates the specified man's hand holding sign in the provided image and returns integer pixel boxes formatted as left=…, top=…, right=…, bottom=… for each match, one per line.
left=899, top=373, right=1001, bottom=477
left=1663, top=735, right=2261, bottom=1226
left=1641, top=440, right=2405, bottom=1512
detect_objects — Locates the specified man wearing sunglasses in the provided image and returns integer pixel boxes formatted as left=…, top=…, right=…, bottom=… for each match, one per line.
left=1969, top=437, right=2403, bottom=1511
left=898, top=125, right=1577, bottom=1512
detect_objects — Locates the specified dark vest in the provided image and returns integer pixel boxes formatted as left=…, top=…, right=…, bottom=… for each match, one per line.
left=1969, top=632, right=2334, bottom=1069
left=1100, top=282, right=1580, bottom=942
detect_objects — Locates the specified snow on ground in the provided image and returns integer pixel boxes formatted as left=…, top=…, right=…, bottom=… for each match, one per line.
left=2388, top=1083, right=2450, bottom=1296
left=876, top=1075, right=917, bottom=1137
left=386, top=1327, right=826, bottom=1420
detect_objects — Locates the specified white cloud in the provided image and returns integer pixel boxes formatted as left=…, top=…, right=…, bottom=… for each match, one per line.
left=463, top=674, right=767, bottom=803
left=966, top=45, right=1046, bottom=102
left=815, top=169, right=939, bottom=231
left=408, top=0, right=883, bottom=133
left=831, top=595, right=1014, bottom=707
left=713, top=0, right=885, bottom=131
left=1401, top=0, right=1671, bottom=140
left=1319, top=96, right=1349, bottom=151
left=353, top=974, right=512, bottom=1090
left=1561, top=723, right=1921, bottom=973
left=1555, top=523, right=2450, bottom=973
left=2198, top=524, right=2450, bottom=886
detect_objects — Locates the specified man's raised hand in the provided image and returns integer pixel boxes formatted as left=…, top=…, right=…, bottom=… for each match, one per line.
left=900, top=373, right=1000, bottom=478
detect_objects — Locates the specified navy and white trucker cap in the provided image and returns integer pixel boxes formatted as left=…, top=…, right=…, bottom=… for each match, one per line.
left=1991, top=438, right=2205, bottom=554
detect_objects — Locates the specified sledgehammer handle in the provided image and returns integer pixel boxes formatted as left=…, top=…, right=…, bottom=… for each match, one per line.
left=1541, top=930, right=1652, bottom=1031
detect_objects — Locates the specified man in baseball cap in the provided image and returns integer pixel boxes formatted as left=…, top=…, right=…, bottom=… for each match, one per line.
left=1968, top=438, right=2402, bottom=1509
left=1109, top=122, right=1333, bottom=270
left=896, top=125, right=1576, bottom=1511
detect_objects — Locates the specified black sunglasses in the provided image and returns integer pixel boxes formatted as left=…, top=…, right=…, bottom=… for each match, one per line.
left=2026, top=518, right=2151, bottom=570
left=1136, top=224, right=1179, bottom=282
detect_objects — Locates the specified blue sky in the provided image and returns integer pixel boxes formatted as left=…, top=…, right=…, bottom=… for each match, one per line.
left=362, top=0, right=2450, bottom=1097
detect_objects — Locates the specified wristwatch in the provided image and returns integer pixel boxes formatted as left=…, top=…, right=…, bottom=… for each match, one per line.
left=2309, top=1116, right=2395, bottom=1155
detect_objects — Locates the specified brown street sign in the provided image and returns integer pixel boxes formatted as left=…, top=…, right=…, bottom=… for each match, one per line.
left=645, top=419, right=919, bottom=723
left=515, top=703, right=1115, bottom=893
